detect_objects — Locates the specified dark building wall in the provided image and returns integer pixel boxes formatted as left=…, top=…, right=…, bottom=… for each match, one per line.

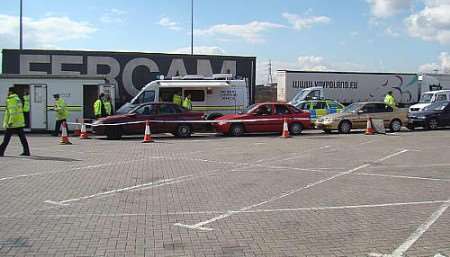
left=2, top=49, right=256, bottom=105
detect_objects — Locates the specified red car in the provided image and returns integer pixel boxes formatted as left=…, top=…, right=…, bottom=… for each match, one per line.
left=213, top=103, right=312, bottom=136
left=93, top=103, right=205, bottom=139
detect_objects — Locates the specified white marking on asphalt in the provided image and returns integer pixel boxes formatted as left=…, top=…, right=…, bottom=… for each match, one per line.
left=370, top=199, right=450, bottom=257
left=254, top=145, right=331, bottom=164
left=0, top=158, right=147, bottom=182
left=389, top=199, right=450, bottom=257
left=358, top=172, right=450, bottom=182
left=359, top=140, right=375, bottom=145
left=44, top=175, right=193, bottom=206
left=174, top=149, right=409, bottom=231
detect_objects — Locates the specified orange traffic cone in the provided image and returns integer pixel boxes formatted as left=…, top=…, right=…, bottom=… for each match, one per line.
left=60, top=121, right=73, bottom=145
left=73, top=119, right=81, bottom=136
left=365, top=117, right=376, bottom=135
left=79, top=120, right=90, bottom=139
left=281, top=118, right=290, bottom=138
left=142, top=121, right=154, bottom=143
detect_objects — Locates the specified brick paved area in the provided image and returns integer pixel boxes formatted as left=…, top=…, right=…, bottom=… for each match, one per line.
left=0, top=131, right=449, bottom=257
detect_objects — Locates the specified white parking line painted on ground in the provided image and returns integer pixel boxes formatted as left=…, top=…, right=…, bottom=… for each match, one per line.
left=44, top=175, right=193, bottom=206
left=0, top=158, right=147, bottom=182
left=359, top=140, right=375, bottom=145
left=174, top=149, right=409, bottom=231
left=358, top=172, right=450, bottom=182
left=369, top=199, right=450, bottom=257
left=254, top=145, right=331, bottom=164
left=1, top=200, right=446, bottom=220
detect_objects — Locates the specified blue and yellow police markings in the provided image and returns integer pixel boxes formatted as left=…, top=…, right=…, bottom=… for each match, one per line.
left=296, top=100, right=344, bottom=121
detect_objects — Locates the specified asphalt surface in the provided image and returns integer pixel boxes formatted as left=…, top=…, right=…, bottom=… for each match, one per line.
left=0, top=130, right=449, bottom=257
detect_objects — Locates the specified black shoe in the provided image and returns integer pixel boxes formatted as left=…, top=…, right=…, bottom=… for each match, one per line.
left=20, top=152, right=30, bottom=156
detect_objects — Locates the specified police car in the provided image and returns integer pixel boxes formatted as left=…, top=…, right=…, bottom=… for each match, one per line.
left=293, top=99, right=344, bottom=121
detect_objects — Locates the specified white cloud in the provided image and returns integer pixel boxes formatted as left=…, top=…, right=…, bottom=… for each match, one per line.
left=297, top=56, right=330, bottom=71
left=405, top=1, right=450, bottom=44
left=100, top=8, right=127, bottom=24
left=367, top=0, right=412, bottom=18
left=195, top=21, right=285, bottom=43
left=385, top=26, right=401, bottom=37
left=282, top=12, right=331, bottom=30
left=0, top=14, right=96, bottom=49
left=419, top=52, right=450, bottom=73
left=171, top=46, right=226, bottom=55
left=158, top=17, right=181, bottom=31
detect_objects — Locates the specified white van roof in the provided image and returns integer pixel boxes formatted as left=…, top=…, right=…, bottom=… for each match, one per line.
left=156, top=80, right=244, bottom=88
left=424, top=90, right=450, bottom=94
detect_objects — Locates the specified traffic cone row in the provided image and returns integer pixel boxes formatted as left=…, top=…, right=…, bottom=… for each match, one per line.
left=142, top=121, right=154, bottom=143
left=73, top=118, right=81, bottom=136
left=365, top=117, right=376, bottom=135
left=60, top=121, right=72, bottom=145
left=281, top=118, right=290, bottom=138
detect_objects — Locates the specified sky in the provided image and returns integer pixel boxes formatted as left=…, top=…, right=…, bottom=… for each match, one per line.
left=0, top=0, right=450, bottom=84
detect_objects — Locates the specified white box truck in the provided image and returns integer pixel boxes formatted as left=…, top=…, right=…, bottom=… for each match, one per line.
left=278, top=70, right=442, bottom=107
left=117, top=74, right=249, bottom=120
left=0, top=74, right=114, bottom=132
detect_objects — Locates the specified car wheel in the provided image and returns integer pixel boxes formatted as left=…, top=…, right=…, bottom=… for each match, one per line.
left=175, top=124, right=192, bottom=138
left=427, top=118, right=439, bottom=130
left=338, top=120, right=352, bottom=134
left=289, top=123, right=304, bottom=135
left=229, top=123, right=245, bottom=137
left=389, top=119, right=402, bottom=132
left=106, top=126, right=122, bottom=140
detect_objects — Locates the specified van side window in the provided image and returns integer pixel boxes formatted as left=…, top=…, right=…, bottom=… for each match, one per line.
left=184, top=90, right=205, bottom=102
left=437, top=94, right=447, bottom=101
left=136, top=91, right=155, bottom=104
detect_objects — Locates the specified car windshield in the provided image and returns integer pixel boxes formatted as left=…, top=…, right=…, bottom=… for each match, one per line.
left=423, top=101, right=449, bottom=111
left=420, top=93, right=434, bottom=103
left=291, top=90, right=310, bottom=104
left=342, top=103, right=363, bottom=113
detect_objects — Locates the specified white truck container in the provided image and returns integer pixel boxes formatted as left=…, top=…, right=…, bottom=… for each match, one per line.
left=0, top=74, right=113, bottom=132
left=117, top=74, right=249, bottom=119
left=278, top=70, right=442, bottom=107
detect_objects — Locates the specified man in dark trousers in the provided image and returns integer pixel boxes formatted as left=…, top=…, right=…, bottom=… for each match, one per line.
left=0, top=87, right=30, bottom=157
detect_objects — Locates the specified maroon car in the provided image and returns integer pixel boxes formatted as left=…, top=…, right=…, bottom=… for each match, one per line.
left=213, top=102, right=312, bottom=136
left=93, top=103, right=205, bottom=139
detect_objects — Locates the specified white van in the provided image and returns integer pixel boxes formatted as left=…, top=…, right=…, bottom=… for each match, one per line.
left=117, top=74, right=249, bottom=119
left=409, top=90, right=450, bottom=112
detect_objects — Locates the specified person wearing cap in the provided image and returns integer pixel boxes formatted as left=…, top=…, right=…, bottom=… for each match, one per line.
left=0, top=87, right=30, bottom=157
left=104, top=95, right=113, bottom=116
left=52, top=94, right=69, bottom=136
left=94, top=93, right=107, bottom=119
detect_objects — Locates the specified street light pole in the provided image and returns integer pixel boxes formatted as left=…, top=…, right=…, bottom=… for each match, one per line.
left=20, top=0, right=23, bottom=50
left=191, top=0, right=194, bottom=55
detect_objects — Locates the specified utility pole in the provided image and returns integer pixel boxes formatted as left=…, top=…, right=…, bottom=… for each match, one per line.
left=191, top=0, right=194, bottom=55
left=20, top=0, right=23, bottom=50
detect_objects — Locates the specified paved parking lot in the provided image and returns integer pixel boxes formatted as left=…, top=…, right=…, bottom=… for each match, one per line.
left=0, top=130, right=449, bottom=257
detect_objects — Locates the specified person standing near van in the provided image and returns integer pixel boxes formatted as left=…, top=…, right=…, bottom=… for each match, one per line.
left=53, top=94, right=69, bottom=136
left=182, top=94, right=193, bottom=110
left=104, top=95, right=113, bottom=116
left=384, top=91, right=396, bottom=109
left=23, top=89, right=30, bottom=128
left=0, top=87, right=30, bottom=157
left=94, top=93, right=107, bottom=119
left=173, top=93, right=182, bottom=106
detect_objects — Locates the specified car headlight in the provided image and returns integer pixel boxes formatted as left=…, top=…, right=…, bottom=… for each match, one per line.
left=418, top=116, right=427, bottom=120
left=218, top=121, right=227, bottom=126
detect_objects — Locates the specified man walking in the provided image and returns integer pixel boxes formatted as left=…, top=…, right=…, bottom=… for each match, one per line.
left=52, top=94, right=69, bottom=136
left=172, top=93, right=182, bottom=106
left=0, top=87, right=30, bottom=157
left=94, top=93, right=107, bottom=119
left=384, top=91, right=396, bottom=109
